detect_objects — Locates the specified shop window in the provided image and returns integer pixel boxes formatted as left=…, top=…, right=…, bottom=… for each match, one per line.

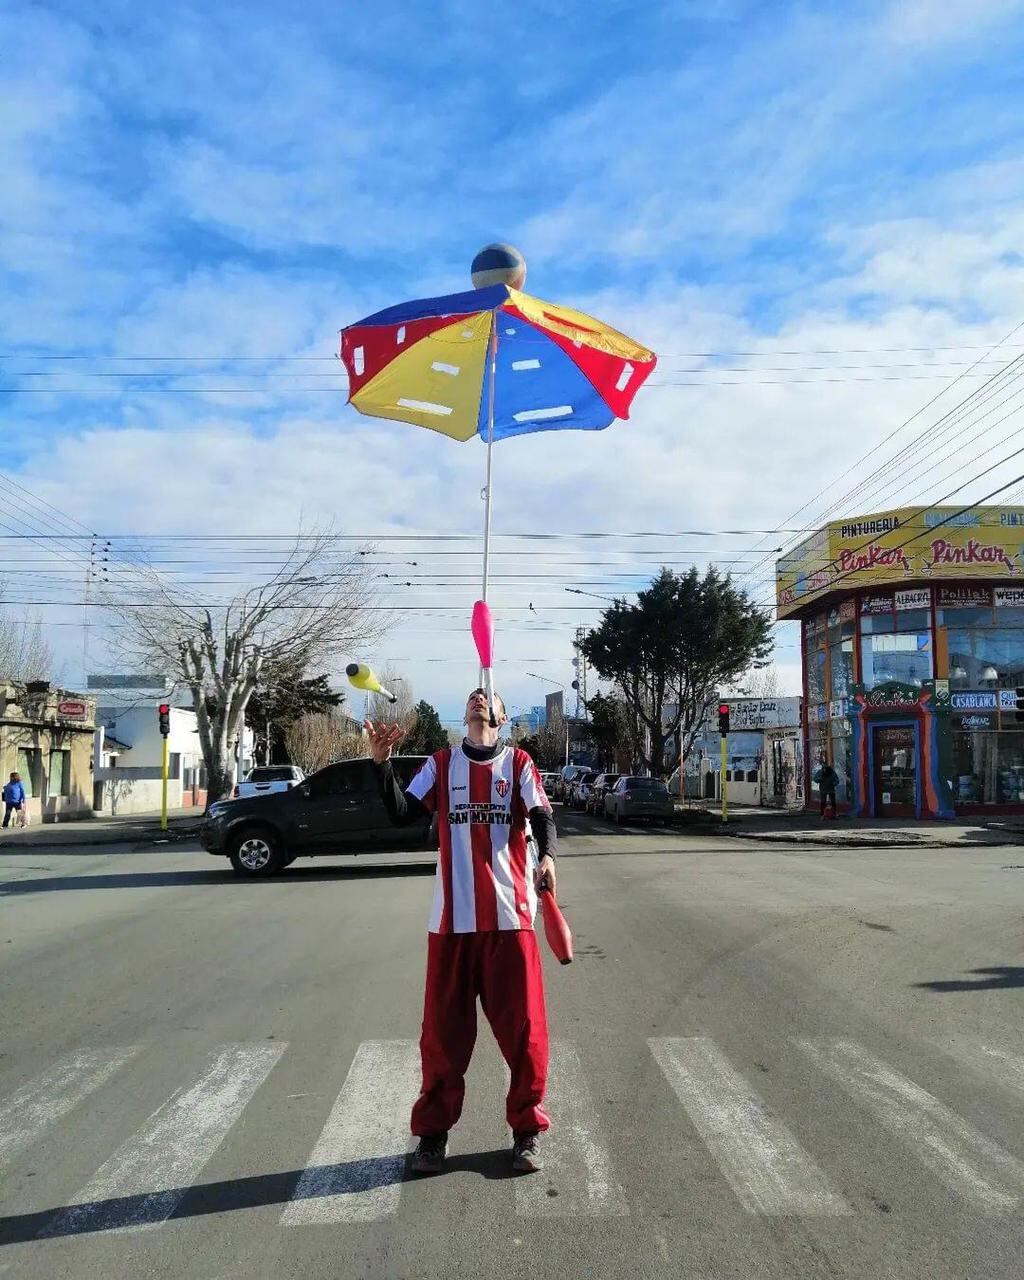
left=808, top=723, right=830, bottom=790
left=860, top=612, right=895, bottom=634
left=946, top=628, right=1024, bottom=689
left=48, top=750, right=71, bottom=797
left=893, top=609, right=930, bottom=632
left=861, top=632, right=933, bottom=689
left=16, top=748, right=42, bottom=798
left=807, top=648, right=827, bottom=703
left=831, top=724, right=852, bottom=804
left=953, top=730, right=1024, bottom=804
left=937, top=605, right=993, bottom=628
left=830, top=639, right=855, bottom=699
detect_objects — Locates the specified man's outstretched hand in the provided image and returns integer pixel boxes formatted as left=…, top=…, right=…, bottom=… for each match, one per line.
left=364, top=720, right=406, bottom=765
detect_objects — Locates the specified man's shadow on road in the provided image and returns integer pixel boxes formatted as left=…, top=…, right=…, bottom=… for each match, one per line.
left=913, top=966, right=1024, bottom=992
left=0, top=863, right=437, bottom=895
left=0, top=1149, right=518, bottom=1245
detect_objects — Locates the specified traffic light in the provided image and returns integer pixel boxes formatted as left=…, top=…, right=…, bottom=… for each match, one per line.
left=158, top=703, right=171, bottom=737
left=717, top=703, right=730, bottom=736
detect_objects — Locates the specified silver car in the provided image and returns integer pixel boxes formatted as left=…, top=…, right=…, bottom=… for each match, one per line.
left=586, top=772, right=621, bottom=815
left=570, top=771, right=598, bottom=810
left=604, top=776, right=674, bottom=825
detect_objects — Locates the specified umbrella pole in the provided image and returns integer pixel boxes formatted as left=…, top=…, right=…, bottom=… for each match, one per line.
left=481, top=314, right=498, bottom=604
left=479, top=315, right=498, bottom=688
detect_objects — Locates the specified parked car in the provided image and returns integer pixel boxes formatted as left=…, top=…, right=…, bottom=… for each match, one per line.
left=586, top=772, right=621, bottom=815
left=603, top=776, right=674, bottom=825
left=570, top=771, right=598, bottom=810
left=555, top=765, right=587, bottom=803
left=539, top=772, right=561, bottom=799
left=233, top=764, right=305, bottom=800
left=202, top=755, right=435, bottom=877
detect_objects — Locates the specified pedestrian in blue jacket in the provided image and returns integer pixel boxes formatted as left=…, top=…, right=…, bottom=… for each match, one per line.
left=3, top=773, right=26, bottom=827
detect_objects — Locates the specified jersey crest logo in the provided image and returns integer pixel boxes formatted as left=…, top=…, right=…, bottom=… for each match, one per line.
left=495, top=778, right=511, bottom=798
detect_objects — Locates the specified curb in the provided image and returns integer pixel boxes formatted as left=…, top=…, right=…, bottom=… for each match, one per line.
left=711, top=831, right=1022, bottom=849
left=0, top=824, right=202, bottom=849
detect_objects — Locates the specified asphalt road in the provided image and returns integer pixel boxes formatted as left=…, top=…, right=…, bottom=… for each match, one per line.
left=1, top=808, right=1022, bottom=1280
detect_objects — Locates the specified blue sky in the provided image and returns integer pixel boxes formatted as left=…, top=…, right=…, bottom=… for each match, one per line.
left=3, top=0, right=1024, bottom=718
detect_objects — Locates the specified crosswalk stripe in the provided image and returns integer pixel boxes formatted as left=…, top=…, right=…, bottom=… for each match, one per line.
left=40, top=1043, right=285, bottom=1236
left=515, top=1041, right=627, bottom=1218
left=797, top=1038, right=1024, bottom=1213
left=281, top=1040, right=419, bottom=1225
left=649, top=1037, right=849, bottom=1216
left=974, top=1045, right=1024, bottom=1096
left=0, top=1047, right=139, bottom=1170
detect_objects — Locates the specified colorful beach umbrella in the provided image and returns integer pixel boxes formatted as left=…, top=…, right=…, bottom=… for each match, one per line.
left=340, top=283, right=656, bottom=443
left=339, top=258, right=656, bottom=698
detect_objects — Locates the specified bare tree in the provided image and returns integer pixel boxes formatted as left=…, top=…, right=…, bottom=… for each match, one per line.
left=537, top=708, right=568, bottom=769
left=285, top=713, right=360, bottom=773
left=0, top=584, right=54, bottom=681
left=734, top=664, right=781, bottom=700
left=365, top=665, right=417, bottom=733
left=104, top=530, right=384, bottom=805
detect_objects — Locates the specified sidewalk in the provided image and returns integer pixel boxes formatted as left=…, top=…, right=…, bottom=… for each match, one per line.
left=0, top=809, right=203, bottom=849
left=673, top=801, right=1024, bottom=848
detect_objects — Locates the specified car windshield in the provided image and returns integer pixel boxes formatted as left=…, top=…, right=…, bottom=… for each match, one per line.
left=580, top=773, right=597, bottom=784
left=247, top=767, right=295, bottom=783
left=626, top=779, right=668, bottom=793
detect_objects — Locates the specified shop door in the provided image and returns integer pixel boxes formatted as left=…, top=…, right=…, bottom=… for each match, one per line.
left=872, top=725, right=918, bottom=818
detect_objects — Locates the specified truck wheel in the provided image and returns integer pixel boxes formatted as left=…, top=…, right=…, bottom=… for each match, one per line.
left=229, top=827, right=285, bottom=877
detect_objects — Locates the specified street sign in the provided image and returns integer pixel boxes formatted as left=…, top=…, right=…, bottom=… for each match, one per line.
left=57, top=699, right=88, bottom=720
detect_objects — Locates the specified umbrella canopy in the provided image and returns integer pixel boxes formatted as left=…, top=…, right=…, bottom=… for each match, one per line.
left=340, top=284, right=656, bottom=443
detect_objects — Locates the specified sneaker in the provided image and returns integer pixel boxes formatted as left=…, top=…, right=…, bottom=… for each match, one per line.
left=411, top=1133, right=448, bottom=1175
left=512, top=1132, right=543, bottom=1173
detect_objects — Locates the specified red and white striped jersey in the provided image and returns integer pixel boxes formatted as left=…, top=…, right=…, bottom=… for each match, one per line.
left=407, top=745, right=550, bottom=934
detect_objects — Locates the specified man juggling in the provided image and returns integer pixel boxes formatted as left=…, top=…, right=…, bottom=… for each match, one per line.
left=365, top=686, right=557, bottom=1175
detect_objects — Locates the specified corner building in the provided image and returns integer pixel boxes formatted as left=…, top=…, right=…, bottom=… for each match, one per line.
left=776, top=506, right=1024, bottom=818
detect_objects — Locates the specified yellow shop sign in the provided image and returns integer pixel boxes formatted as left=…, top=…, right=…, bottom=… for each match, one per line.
left=776, top=506, right=1024, bottom=619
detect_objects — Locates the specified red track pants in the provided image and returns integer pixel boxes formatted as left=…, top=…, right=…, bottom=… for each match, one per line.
left=411, top=929, right=550, bottom=1138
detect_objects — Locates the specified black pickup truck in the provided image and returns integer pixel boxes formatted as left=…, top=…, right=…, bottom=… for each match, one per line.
left=201, top=755, right=435, bottom=876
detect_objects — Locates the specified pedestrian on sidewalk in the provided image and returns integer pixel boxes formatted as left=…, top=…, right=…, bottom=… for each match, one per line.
left=366, top=687, right=557, bottom=1177
left=2, top=772, right=26, bottom=828
left=815, top=760, right=839, bottom=819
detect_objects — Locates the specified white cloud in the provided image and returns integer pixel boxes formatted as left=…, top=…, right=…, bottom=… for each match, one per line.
left=4, top=0, right=1024, bottom=722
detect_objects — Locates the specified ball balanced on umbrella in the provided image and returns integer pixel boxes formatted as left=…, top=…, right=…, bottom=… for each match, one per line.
left=471, top=243, right=527, bottom=290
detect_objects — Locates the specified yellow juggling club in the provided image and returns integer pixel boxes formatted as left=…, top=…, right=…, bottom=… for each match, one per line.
left=346, top=662, right=397, bottom=703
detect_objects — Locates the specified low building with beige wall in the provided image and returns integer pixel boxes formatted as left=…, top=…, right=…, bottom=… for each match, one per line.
left=0, top=681, right=97, bottom=823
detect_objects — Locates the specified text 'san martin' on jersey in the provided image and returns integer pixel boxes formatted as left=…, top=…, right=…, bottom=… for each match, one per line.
left=406, top=746, right=550, bottom=934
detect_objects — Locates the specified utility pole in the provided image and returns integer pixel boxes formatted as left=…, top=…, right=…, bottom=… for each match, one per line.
left=718, top=702, right=730, bottom=823
left=572, top=627, right=588, bottom=718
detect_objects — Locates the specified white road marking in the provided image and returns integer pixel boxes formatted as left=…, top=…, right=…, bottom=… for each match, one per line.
left=0, top=1047, right=139, bottom=1169
left=649, top=1037, right=849, bottom=1216
left=797, top=1038, right=1024, bottom=1213
left=515, top=1041, right=627, bottom=1218
left=282, top=1039, right=419, bottom=1225
left=974, top=1045, right=1024, bottom=1096
left=41, top=1043, right=285, bottom=1235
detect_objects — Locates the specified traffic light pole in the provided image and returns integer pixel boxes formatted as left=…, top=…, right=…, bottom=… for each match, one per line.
left=717, top=703, right=730, bottom=824
left=160, top=735, right=169, bottom=831
left=157, top=703, right=171, bottom=831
